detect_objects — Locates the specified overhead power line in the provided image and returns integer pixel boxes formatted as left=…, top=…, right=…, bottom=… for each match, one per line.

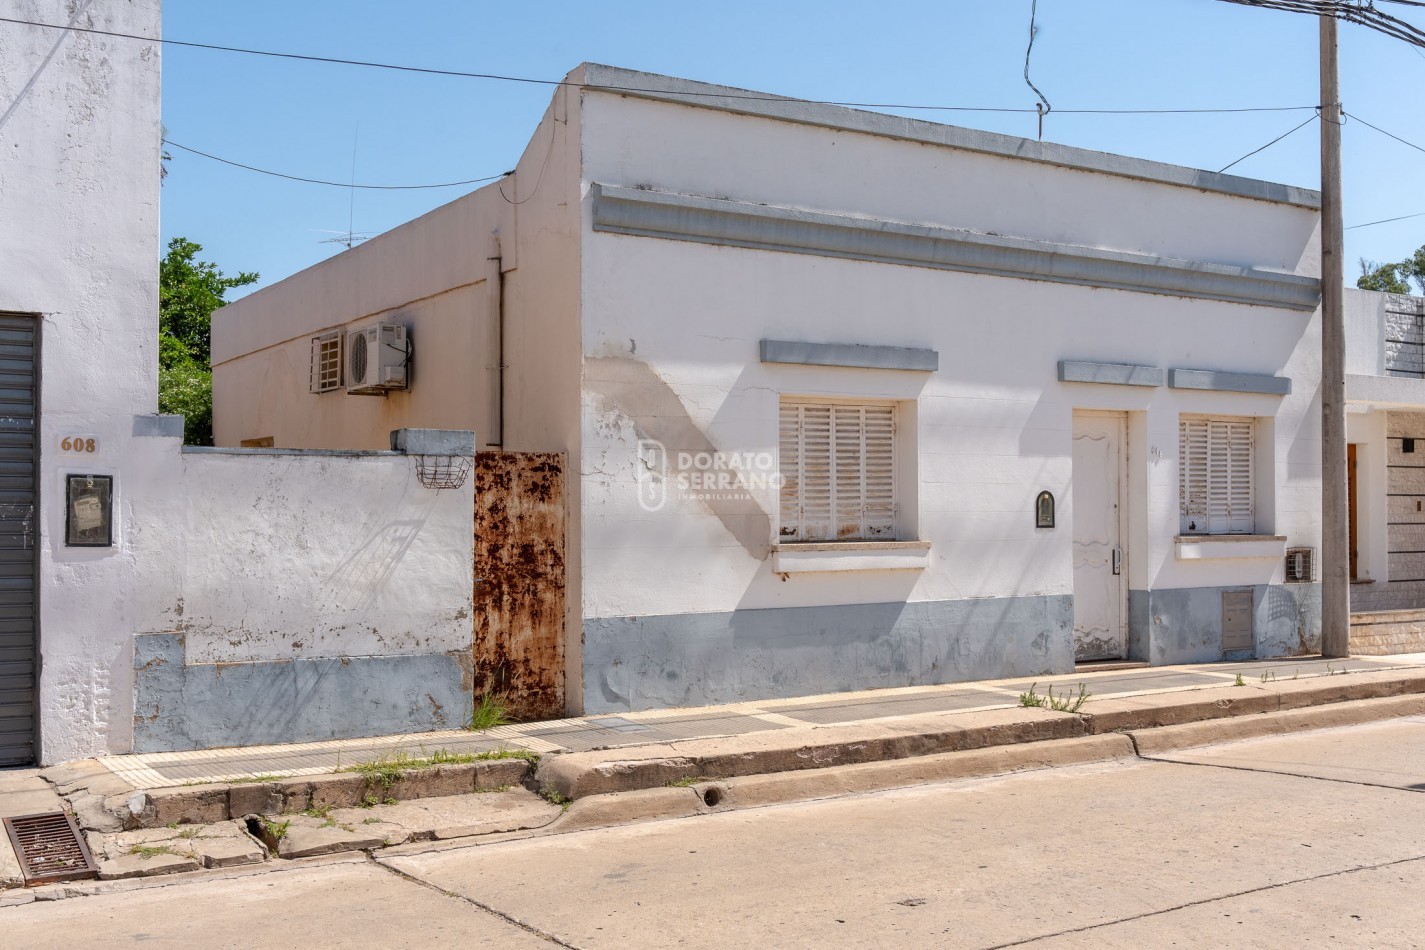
left=163, top=139, right=511, bottom=189
left=1211, top=0, right=1425, bottom=49
left=1216, top=111, right=1320, bottom=173
left=1343, top=110, right=1425, bottom=155
left=1346, top=210, right=1425, bottom=229
left=0, top=15, right=1317, bottom=117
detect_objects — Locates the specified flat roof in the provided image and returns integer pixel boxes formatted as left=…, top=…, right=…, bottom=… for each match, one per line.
left=576, top=63, right=1321, bottom=211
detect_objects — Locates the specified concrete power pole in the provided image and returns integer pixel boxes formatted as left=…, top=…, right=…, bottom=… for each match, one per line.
left=1320, top=13, right=1350, bottom=658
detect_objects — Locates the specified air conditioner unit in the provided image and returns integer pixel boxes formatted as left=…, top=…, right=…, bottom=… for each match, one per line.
left=345, top=322, right=409, bottom=394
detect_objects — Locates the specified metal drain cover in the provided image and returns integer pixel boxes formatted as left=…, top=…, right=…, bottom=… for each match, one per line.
left=3, top=812, right=98, bottom=885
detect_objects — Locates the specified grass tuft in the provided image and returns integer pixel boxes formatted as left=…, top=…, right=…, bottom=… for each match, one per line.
left=466, top=693, right=514, bottom=731
left=1018, top=682, right=1090, bottom=713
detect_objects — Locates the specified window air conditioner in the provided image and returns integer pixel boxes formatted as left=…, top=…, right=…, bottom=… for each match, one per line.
left=345, top=322, right=409, bottom=394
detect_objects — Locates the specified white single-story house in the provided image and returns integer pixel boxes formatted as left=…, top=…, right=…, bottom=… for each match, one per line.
left=214, top=63, right=1327, bottom=716
left=1343, top=288, right=1425, bottom=652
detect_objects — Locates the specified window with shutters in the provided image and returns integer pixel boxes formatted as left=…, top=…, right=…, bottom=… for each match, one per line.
left=309, top=331, right=343, bottom=394
left=779, top=401, right=897, bottom=542
left=1179, top=415, right=1255, bottom=535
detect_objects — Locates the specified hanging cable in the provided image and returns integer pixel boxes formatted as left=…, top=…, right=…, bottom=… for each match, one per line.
left=1023, top=0, right=1052, bottom=140
left=0, top=15, right=1318, bottom=117
left=1342, top=110, right=1425, bottom=155
left=162, top=139, right=512, bottom=189
left=1216, top=112, right=1320, bottom=173
left=1346, top=210, right=1425, bottom=229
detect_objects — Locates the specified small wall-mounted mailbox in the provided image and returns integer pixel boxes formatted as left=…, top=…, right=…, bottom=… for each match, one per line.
left=65, top=474, right=113, bottom=547
left=1035, top=490, right=1055, bottom=529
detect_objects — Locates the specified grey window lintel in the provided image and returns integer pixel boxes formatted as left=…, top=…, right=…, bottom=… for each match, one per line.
left=760, top=339, right=938, bottom=372
left=1168, top=368, right=1292, bottom=395
left=1057, top=361, right=1163, bottom=387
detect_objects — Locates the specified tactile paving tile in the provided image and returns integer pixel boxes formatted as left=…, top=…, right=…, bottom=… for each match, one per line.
left=524, top=713, right=786, bottom=753
left=775, top=688, right=1009, bottom=725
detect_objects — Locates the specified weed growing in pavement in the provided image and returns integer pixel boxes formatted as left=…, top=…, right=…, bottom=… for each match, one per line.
left=665, top=776, right=713, bottom=788
left=228, top=773, right=284, bottom=786
left=1234, top=674, right=1246, bottom=687
left=539, top=785, right=572, bottom=807
left=466, top=693, right=514, bottom=731
left=474, top=784, right=513, bottom=794
left=362, top=817, right=382, bottom=825
left=340, top=747, right=538, bottom=792
left=1260, top=670, right=1277, bottom=683
left=302, top=803, right=335, bottom=820
left=1018, top=682, right=1090, bottom=713
left=261, top=817, right=291, bottom=841
left=176, top=828, right=201, bottom=839
left=127, top=844, right=177, bottom=859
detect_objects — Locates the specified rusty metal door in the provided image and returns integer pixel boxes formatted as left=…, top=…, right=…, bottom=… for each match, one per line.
left=472, top=452, right=566, bottom=721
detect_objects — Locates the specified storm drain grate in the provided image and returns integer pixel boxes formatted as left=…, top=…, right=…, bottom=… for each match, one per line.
left=3, top=812, right=98, bottom=885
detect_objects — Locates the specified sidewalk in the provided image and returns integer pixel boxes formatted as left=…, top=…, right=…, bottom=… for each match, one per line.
left=92, top=653, right=1425, bottom=789
left=7, top=652, right=1425, bottom=894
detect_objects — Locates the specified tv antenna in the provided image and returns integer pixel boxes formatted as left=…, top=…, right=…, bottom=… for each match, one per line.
left=316, top=125, right=369, bottom=250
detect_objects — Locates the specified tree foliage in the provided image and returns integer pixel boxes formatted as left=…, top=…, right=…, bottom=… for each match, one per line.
left=1358, top=245, right=1425, bottom=296
left=158, top=238, right=257, bottom=445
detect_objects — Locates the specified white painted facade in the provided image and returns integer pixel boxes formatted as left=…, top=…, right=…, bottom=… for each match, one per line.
left=1344, top=288, right=1425, bottom=613
left=215, top=64, right=1326, bottom=716
left=2, top=1, right=478, bottom=763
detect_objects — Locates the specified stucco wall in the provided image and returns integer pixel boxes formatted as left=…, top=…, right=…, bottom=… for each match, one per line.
left=212, top=185, right=506, bottom=452
left=129, top=437, right=475, bottom=752
left=1, top=1, right=163, bottom=762
left=575, top=85, right=1324, bottom=708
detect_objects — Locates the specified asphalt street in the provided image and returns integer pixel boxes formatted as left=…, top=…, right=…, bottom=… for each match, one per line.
left=5, top=714, right=1425, bottom=949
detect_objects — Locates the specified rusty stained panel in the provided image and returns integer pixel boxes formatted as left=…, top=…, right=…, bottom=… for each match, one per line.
left=473, top=452, right=567, bottom=721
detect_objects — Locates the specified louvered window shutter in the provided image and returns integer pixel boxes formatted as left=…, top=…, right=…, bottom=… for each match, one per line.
left=1180, top=415, right=1254, bottom=535
left=779, top=402, right=897, bottom=542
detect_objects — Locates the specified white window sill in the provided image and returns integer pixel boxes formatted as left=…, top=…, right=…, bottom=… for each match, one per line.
left=772, top=541, right=932, bottom=574
left=1175, top=535, right=1287, bottom=561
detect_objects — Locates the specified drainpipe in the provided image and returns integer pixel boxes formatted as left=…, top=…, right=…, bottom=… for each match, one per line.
left=488, top=250, right=505, bottom=448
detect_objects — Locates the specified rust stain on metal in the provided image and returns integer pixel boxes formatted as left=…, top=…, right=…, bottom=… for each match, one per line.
left=472, top=451, right=566, bottom=721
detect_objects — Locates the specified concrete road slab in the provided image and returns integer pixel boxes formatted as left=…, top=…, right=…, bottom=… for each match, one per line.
left=1026, top=860, right=1425, bottom=948
left=387, top=751, right=1425, bottom=949
left=1154, top=715, right=1425, bottom=790
left=0, top=861, right=549, bottom=949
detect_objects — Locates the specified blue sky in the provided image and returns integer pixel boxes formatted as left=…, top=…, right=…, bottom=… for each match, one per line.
left=156, top=0, right=1425, bottom=296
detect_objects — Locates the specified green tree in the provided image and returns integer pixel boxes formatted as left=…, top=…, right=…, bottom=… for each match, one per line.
left=1357, top=245, right=1425, bottom=296
left=158, top=237, right=257, bottom=445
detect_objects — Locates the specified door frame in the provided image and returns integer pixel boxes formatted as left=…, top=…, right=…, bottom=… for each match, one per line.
left=1071, top=409, right=1129, bottom=662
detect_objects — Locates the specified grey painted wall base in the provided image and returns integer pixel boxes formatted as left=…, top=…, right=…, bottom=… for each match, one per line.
left=583, top=595, right=1074, bottom=714
left=132, top=634, right=473, bottom=753
left=1128, top=584, right=1322, bottom=666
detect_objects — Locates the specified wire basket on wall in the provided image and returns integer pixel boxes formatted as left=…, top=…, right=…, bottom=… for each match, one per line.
left=414, top=455, right=472, bottom=490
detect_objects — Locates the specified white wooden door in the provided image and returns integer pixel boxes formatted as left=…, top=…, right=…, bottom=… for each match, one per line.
left=1072, top=412, right=1127, bottom=661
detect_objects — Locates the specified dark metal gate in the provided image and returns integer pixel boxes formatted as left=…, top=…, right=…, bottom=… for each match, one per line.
left=0, top=314, right=36, bottom=765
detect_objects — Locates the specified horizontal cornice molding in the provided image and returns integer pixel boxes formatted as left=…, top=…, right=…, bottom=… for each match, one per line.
left=590, top=184, right=1322, bottom=312
left=579, top=65, right=1320, bottom=210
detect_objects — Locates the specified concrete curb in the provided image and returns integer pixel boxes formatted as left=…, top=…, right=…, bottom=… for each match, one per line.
left=1127, top=693, right=1425, bottom=755
left=538, top=670, right=1425, bottom=800
left=534, top=706, right=1084, bottom=799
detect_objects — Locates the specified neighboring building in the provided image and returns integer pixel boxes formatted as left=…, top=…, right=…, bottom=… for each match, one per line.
left=214, top=64, right=1327, bottom=716
left=1343, top=288, right=1425, bottom=652
left=1, top=1, right=477, bottom=765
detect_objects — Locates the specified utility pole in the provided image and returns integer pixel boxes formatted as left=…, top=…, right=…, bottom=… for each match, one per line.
left=1320, top=13, right=1350, bottom=658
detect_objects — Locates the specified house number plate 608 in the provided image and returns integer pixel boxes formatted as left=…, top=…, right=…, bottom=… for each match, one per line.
left=60, top=436, right=98, bottom=453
